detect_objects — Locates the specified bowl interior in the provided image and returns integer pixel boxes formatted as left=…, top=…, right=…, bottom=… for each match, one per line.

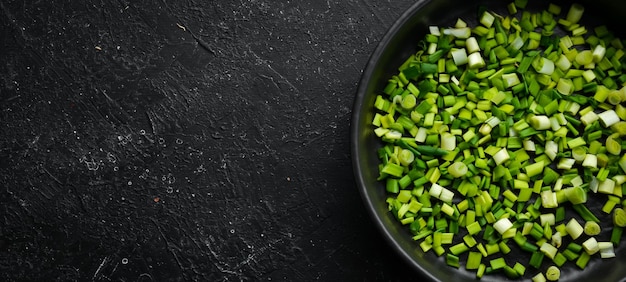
left=352, top=0, right=626, bottom=281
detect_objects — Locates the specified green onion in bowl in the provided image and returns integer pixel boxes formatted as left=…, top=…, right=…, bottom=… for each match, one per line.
left=353, top=0, right=626, bottom=281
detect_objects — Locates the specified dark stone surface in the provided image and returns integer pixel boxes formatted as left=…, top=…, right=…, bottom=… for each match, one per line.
left=0, top=0, right=421, bottom=281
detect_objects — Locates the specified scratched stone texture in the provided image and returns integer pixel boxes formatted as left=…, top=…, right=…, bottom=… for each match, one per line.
left=0, top=0, right=421, bottom=281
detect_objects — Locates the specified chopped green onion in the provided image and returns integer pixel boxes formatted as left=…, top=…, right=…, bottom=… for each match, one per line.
left=545, top=265, right=561, bottom=281
left=451, top=48, right=468, bottom=66
left=598, top=110, right=620, bottom=127
left=582, top=237, right=599, bottom=255
left=371, top=2, right=626, bottom=279
left=614, top=208, right=626, bottom=227
left=468, top=52, right=486, bottom=69
left=532, top=272, right=547, bottom=282
left=494, top=218, right=513, bottom=234
left=565, top=218, right=584, bottom=240
left=584, top=221, right=601, bottom=236
left=611, top=226, right=624, bottom=246
left=599, top=241, right=616, bottom=258
left=466, top=251, right=482, bottom=270
left=540, top=241, right=558, bottom=260
left=448, top=161, right=468, bottom=178
left=573, top=204, right=600, bottom=222
left=490, top=257, right=507, bottom=270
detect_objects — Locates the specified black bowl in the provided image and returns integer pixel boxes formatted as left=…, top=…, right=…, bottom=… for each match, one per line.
left=352, top=0, right=626, bottom=281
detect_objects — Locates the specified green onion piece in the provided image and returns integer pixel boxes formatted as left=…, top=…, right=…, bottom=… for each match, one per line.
left=529, top=251, right=544, bottom=269
left=401, top=95, right=417, bottom=109
left=381, top=163, right=404, bottom=178
left=582, top=237, right=599, bottom=255
left=448, top=162, right=468, bottom=178
left=532, top=272, right=547, bottom=282
left=613, top=208, right=626, bottom=227
left=399, top=149, right=415, bottom=166
left=490, top=257, right=507, bottom=270
left=556, top=78, right=574, bottom=94
left=446, top=253, right=460, bottom=268
left=572, top=204, right=600, bottom=223
left=513, top=262, right=526, bottom=276
left=583, top=221, right=601, bottom=236
left=443, top=27, right=471, bottom=39
left=467, top=37, right=480, bottom=53
left=533, top=57, right=555, bottom=75
left=576, top=50, right=593, bottom=65
left=562, top=249, right=579, bottom=261
left=598, top=110, right=620, bottom=127
left=565, top=186, right=587, bottom=204
left=567, top=242, right=582, bottom=253
left=466, top=251, right=482, bottom=270
left=545, top=265, right=561, bottom=281
left=530, top=115, right=551, bottom=130
left=416, top=145, right=449, bottom=156
left=503, top=265, right=520, bottom=279
left=553, top=252, right=567, bottom=267
left=606, top=133, right=622, bottom=155
left=576, top=252, right=591, bottom=269
left=468, top=52, right=486, bottom=69
left=599, top=241, right=616, bottom=258
left=540, top=242, right=558, bottom=260
left=451, top=48, right=468, bottom=66
left=476, top=263, right=486, bottom=279
left=611, top=122, right=626, bottom=136
left=565, top=218, right=584, bottom=240
left=607, top=90, right=622, bottom=105
left=566, top=3, right=584, bottom=24
left=522, top=241, right=539, bottom=253
left=386, top=179, right=399, bottom=194
left=611, top=226, right=624, bottom=246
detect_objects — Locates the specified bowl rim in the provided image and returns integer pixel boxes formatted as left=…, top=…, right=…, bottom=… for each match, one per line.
left=351, top=0, right=436, bottom=280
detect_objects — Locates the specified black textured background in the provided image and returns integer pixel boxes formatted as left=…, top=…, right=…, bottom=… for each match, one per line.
left=0, top=0, right=421, bottom=281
